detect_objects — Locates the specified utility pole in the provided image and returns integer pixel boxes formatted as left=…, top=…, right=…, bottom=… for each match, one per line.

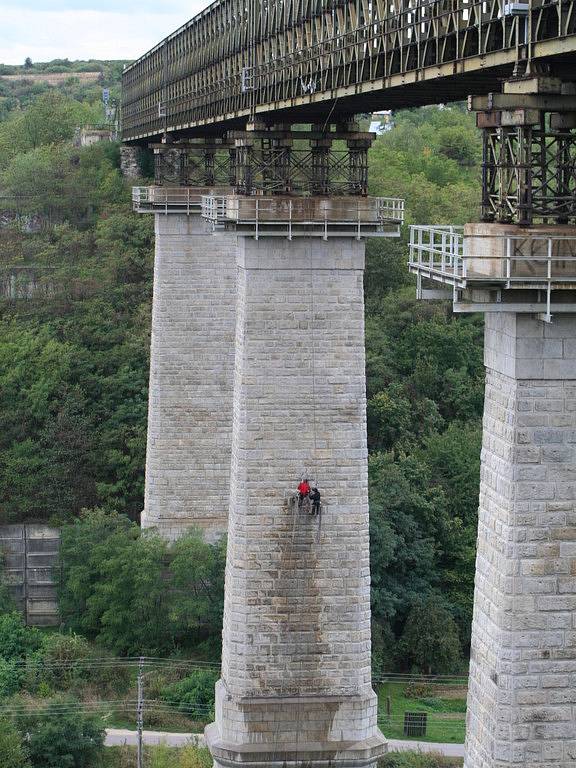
left=137, top=657, right=144, bottom=768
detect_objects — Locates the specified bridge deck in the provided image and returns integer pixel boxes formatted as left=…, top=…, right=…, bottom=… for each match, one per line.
left=122, top=0, right=576, bottom=142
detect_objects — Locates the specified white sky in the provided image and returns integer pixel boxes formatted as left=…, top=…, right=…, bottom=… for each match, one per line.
left=0, top=1, right=211, bottom=65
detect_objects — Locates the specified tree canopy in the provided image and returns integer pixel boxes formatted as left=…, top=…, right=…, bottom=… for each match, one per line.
left=0, top=71, right=484, bottom=674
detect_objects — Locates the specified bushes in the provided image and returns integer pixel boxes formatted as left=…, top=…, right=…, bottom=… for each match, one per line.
left=0, top=614, right=43, bottom=662
left=59, top=511, right=225, bottom=656
left=0, top=718, right=30, bottom=768
left=160, top=669, right=219, bottom=720
left=104, top=745, right=214, bottom=768
left=0, top=659, right=25, bottom=698
left=0, top=611, right=131, bottom=700
left=404, top=682, right=434, bottom=700
left=26, top=632, right=131, bottom=698
left=16, top=696, right=105, bottom=768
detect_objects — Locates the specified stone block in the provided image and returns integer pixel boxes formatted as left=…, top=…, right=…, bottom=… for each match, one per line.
left=142, top=214, right=237, bottom=541
left=207, top=237, right=385, bottom=767
left=465, top=313, right=576, bottom=768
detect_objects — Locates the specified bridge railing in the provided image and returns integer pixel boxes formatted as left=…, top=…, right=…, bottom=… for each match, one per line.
left=409, top=224, right=576, bottom=315
left=409, top=225, right=466, bottom=288
left=132, top=186, right=233, bottom=214
left=202, top=195, right=405, bottom=239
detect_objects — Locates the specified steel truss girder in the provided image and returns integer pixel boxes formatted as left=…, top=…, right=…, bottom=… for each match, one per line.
left=121, top=0, right=576, bottom=141
left=153, top=126, right=372, bottom=196
left=481, top=119, right=576, bottom=225
left=154, top=147, right=234, bottom=187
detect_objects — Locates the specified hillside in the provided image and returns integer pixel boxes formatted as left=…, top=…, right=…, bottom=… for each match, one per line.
left=0, top=72, right=102, bottom=86
left=0, top=66, right=485, bottom=671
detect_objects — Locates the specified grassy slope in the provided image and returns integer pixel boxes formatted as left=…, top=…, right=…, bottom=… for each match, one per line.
left=377, top=682, right=467, bottom=744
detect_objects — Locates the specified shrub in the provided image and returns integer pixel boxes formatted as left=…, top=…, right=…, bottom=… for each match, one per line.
left=160, top=668, right=219, bottom=721
left=0, top=658, right=25, bottom=698
left=178, top=746, right=213, bottom=768
left=149, top=743, right=173, bottom=768
left=0, top=718, right=30, bottom=768
left=404, top=682, right=434, bottom=700
left=0, top=613, right=43, bottom=661
left=143, top=709, right=197, bottom=733
left=17, top=695, right=105, bottom=768
left=26, top=632, right=131, bottom=698
left=419, top=697, right=444, bottom=710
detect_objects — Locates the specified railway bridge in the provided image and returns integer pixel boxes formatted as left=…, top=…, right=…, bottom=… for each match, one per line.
left=122, top=3, right=576, bottom=767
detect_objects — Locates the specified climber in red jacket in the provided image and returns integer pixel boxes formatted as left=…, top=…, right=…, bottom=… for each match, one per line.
left=297, top=479, right=311, bottom=509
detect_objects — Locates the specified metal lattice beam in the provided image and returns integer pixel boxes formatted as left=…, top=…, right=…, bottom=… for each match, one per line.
left=122, top=0, right=576, bottom=142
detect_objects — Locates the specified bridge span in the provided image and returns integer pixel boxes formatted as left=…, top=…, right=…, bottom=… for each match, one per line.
left=125, top=3, right=576, bottom=768
left=122, top=0, right=576, bottom=142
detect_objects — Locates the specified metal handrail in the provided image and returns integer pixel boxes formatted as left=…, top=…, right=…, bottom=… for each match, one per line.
left=202, top=196, right=405, bottom=224
left=409, top=224, right=576, bottom=315
left=133, top=186, right=213, bottom=214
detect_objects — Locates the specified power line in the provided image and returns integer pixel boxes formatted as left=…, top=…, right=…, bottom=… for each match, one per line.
left=10, top=656, right=221, bottom=670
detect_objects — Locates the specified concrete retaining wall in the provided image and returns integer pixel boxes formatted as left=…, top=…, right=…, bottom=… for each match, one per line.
left=0, top=525, right=61, bottom=626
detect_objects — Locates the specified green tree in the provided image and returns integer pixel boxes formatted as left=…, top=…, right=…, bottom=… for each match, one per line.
left=367, top=383, right=442, bottom=452
left=60, top=511, right=171, bottom=654
left=169, top=532, right=226, bottom=654
left=160, top=668, right=219, bottom=719
left=0, top=719, right=30, bottom=768
left=0, top=92, right=97, bottom=166
left=59, top=512, right=226, bottom=656
left=59, top=509, right=139, bottom=640
left=0, top=613, right=43, bottom=661
left=418, top=423, right=482, bottom=646
left=93, top=530, right=171, bottom=655
left=400, top=599, right=462, bottom=674
left=18, top=697, right=105, bottom=768
left=369, top=452, right=448, bottom=629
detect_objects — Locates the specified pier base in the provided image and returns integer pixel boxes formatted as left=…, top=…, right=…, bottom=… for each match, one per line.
left=465, top=313, right=576, bottom=768
left=205, top=236, right=386, bottom=768
left=142, top=214, right=236, bottom=541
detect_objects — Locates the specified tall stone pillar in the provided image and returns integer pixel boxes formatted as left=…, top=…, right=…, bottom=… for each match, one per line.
left=120, top=146, right=144, bottom=179
left=143, top=214, right=237, bottom=541
left=466, top=313, right=576, bottom=768
left=206, top=237, right=386, bottom=767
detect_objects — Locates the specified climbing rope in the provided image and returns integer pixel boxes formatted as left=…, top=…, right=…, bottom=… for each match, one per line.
left=308, top=248, right=323, bottom=544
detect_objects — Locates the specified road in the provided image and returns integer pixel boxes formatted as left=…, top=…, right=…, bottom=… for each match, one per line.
left=105, top=729, right=465, bottom=758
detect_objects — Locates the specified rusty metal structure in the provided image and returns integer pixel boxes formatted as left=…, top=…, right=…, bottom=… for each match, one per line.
left=473, top=83, right=576, bottom=225
left=122, top=0, right=576, bottom=143
left=409, top=76, right=576, bottom=318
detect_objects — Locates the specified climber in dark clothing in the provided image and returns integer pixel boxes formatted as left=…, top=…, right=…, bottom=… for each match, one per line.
left=310, top=487, right=321, bottom=516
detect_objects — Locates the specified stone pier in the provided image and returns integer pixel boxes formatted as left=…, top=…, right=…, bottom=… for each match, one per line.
left=205, top=237, right=386, bottom=768
left=142, top=214, right=237, bottom=541
left=465, top=313, right=576, bottom=768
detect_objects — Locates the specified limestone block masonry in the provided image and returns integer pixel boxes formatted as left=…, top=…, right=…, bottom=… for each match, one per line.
left=205, top=237, right=386, bottom=768
left=142, top=215, right=237, bottom=541
left=120, top=146, right=144, bottom=179
left=465, top=313, right=576, bottom=768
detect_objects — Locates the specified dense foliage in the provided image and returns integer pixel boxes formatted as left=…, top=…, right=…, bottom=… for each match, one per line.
left=17, top=698, right=105, bottom=768
left=0, top=67, right=484, bottom=675
left=59, top=512, right=225, bottom=657
left=0, top=719, right=31, bottom=768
